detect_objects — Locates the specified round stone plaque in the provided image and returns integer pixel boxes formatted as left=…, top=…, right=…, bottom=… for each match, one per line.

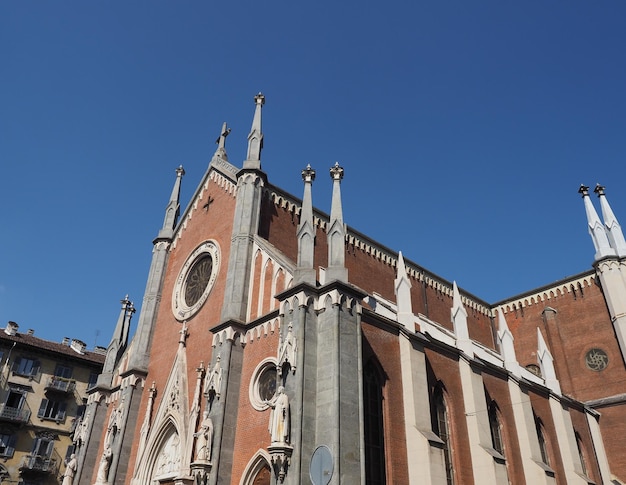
left=310, top=445, right=333, bottom=485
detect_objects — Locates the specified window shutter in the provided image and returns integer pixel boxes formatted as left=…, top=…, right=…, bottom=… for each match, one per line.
left=65, top=444, right=75, bottom=460
left=6, top=435, right=16, bottom=457
left=38, top=399, right=48, bottom=419
left=11, top=357, right=21, bottom=373
left=45, top=439, right=54, bottom=457
left=58, top=402, right=67, bottom=420
left=32, top=360, right=41, bottom=376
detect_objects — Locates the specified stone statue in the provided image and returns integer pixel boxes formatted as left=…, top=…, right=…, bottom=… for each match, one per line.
left=204, top=355, right=223, bottom=398
left=62, top=454, right=77, bottom=485
left=95, top=446, right=112, bottom=484
left=267, top=386, right=290, bottom=444
left=278, top=323, right=297, bottom=376
left=194, top=410, right=213, bottom=462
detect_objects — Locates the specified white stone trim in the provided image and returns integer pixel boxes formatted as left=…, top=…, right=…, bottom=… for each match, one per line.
left=171, top=240, right=221, bottom=321
left=238, top=449, right=272, bottom=485
left=248, top=357, right=278, bottom=411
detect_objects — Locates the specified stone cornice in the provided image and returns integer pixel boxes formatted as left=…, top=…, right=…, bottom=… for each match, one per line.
left=494, top=270, right=597, bottom=315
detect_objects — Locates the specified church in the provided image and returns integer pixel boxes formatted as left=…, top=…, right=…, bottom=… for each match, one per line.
left=73, top=94, right=626, bottom=484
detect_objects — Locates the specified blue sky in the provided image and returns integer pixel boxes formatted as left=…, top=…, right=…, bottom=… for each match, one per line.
left=2, top=1, right=626, bottom=346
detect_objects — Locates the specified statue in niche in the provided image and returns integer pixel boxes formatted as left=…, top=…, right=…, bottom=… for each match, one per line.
left=267, top=386, right=290, bottom=444
left=278, top=323, right=297, bottom=376
left=74, top=411, right=89, bottom=447
left=194, top=410, right=213, bottom=462
left=62, top=453, right=77, bottom=485
left=204, top=355, right=223, bottom=398
left=95, top=446, right=112, bottom=484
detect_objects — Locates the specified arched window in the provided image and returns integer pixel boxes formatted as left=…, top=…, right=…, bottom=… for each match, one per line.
left=363, top=360, right=386, bottom=485
left=432, top=384, right=454, bottom=485
left=240, top=450, right=273, bottom=485
left=535, top=415, right=550, bottom=465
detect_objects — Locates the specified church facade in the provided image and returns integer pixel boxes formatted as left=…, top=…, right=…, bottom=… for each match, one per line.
left=73, top=94, right=626, bottom=484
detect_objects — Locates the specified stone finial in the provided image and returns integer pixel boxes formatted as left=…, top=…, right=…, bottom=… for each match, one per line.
left=157, top=166, right=185, bottom=240
left=330, top=161, right=344, bottom=181
left=302, top=164, right=316, bottom=183
left=295, top=165, right=316, bottom=285
left=579, top=183, right=615, bottom=261
left=326, top=162, right=348, bottom=282
left=451, top=281, right=472, bottom=355
left=395, top=251, right=413, bottom=328
left=578, top=184, right=590, bottom=197
left=244, top=93, right=265, bottom=169
left=497, top=309, right=518, bottom=374
left=537, top=328, right=561, bottom=394
left=595, top=184, right=626, bottom=257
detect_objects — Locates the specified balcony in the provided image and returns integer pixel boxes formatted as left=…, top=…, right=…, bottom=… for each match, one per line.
left=19, top=453, right=59, bottom=475
left=45, top=376, right=76, bottom=394
left=0, top=403, right=31, bottom=424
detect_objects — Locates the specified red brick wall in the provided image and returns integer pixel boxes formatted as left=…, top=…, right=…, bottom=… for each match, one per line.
left=483, top=372, right=525, bottom=484
left=361, top=322, right=409, bottom=484
left=505, top=280, right=626, bottom=402
left=230, top=330, right=279, bottom=481
left=528, top=390, right=567, bottom=484
left=125, top=176, right=236, bottom=482
left=424, top=348, right=474, bottom=485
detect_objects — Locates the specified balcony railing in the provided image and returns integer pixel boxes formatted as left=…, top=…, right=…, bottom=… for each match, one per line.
left=19, top=454, right=58, bottom=475
left=0, top=403, right=31, bottom=423
left=45, top=376, right=76, bottom=393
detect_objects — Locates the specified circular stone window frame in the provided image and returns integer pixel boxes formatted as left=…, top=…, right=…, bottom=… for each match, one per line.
left=249, top=358, right=278, bottom=411
left=584, top=347, right=609, bottom=372
left=172, top=240, right=220, bottom=321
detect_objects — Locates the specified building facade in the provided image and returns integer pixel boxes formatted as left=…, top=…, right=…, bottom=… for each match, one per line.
left=0, top=320, right=105, bottom=485
left=77, top=95, right=626, bottom=484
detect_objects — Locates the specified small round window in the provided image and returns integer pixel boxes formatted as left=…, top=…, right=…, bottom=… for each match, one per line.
left=250, top=359, right=278, bottom=411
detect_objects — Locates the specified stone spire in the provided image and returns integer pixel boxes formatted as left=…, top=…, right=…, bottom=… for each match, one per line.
left=214, top=122, right=231, bottom=161
left=595, top=184, right=626, bottom=258
left=98, top=295, right=135, bottom=387
left=127, top=166, right=184, bottom=373
left=243, top=93, right=265, bottom=170
left=496, top=308, right=518, bottom=374
left=294, top=164, right=316, bottom=286
left=394, top=251, right=413, bottom=327
left=157, top=165, right=185, bottom=241
left=451, top=281, right=472, bottom=355
left=325, top=162, right=348, bottom=282
left=579, top=184, right=615, bottom=261
left=537, top=328, right=561, bottom=394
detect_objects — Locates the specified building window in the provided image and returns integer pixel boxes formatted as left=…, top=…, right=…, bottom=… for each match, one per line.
left=12, top=357, right=40, bottom=379
left=0, top=433, right=16, bottom=457
left=432, top=384, right=454, bottom=485
left=535, top=415, right=550, bottom=465
left=37, top=398, right=67, bottom=421
left=23, top=436, right=55, bottom=472
left=54, top=364, right=73, bottom=379
left=87, top=372, right=99, bottom=390
left=363, top=360, right=386, bottom=485
left=488, top=400, right=505, bottom=456
left=575, top=432, right=588, bottom=476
